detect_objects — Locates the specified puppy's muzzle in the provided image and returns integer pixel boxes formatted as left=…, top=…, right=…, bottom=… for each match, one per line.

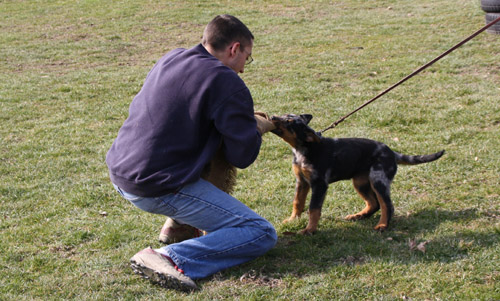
left=270, top=116, right=284, bottom=135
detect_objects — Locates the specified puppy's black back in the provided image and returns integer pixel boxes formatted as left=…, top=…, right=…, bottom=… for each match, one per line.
left=303, top=137, right=396, bottom=182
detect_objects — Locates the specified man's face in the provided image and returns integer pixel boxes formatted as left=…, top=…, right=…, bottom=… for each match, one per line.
left=223, top=40, right=253, bottom=74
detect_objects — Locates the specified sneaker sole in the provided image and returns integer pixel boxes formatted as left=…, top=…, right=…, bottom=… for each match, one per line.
left=130, top=260, right=196, bottom=292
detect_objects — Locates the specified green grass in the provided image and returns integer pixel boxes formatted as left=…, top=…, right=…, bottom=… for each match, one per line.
left=1, top=0, right=499, bottom=299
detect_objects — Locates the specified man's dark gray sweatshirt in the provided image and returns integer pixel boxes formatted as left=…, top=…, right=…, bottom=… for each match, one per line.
left=106, top=44, right=261, bottom=197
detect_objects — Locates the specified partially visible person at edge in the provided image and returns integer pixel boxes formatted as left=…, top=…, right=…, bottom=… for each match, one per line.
left=106, top=14, right=277, bottom=291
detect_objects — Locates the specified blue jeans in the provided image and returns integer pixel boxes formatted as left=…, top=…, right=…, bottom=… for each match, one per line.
left=113, top=179, right=277, bottom=280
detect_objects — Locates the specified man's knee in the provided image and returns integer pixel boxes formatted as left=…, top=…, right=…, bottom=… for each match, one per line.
left=259, top=221, right=278, bottom=252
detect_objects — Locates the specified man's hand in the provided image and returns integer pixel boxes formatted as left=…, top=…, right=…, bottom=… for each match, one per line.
left=254, top=111, right=275, bottom=135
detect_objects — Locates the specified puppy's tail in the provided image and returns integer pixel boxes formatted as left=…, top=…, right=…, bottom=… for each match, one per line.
left=395, top=150, right=445, bottom=165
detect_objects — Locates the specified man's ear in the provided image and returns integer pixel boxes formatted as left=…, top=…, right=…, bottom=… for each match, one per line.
left=228, top=42, right=240, bottom=58
left=300, top=114, right=313, bottom=124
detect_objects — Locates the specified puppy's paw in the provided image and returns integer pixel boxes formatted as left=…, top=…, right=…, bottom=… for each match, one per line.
left=374, top=223, right=388, bottom=232
left=298, top=228, right=316, bottom=236
left=345, top=214, right=364, bottom=221
left=282, top=215, right=300, bottom=224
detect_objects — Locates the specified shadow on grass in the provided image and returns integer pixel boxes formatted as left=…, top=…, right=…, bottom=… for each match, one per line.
left=222, top=208, right=498, bottom=279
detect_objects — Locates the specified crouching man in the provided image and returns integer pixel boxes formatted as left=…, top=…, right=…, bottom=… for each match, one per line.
left=106, top=14, right=277, bottom=291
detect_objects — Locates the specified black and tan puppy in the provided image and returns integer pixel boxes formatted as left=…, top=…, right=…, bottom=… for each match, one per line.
left=271, top=114, right=444, bottom=234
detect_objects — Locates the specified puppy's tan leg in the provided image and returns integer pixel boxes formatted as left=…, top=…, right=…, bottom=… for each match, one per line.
left=299, top=209, right=321, bottom=235
left=283, top=164, right=310, bottom=223
left=373, top=192, right=390, bottom=231
left=369, top=176, right=394, bottom=232
left=345, top=174, right=380, bottom=221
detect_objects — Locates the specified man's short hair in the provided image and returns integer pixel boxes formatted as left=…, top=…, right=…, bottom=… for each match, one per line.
left=202, top=15, right=254, bottom=52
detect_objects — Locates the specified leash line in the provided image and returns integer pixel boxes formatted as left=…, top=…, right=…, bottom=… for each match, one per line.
left=321, top=15, right=500, bottom=133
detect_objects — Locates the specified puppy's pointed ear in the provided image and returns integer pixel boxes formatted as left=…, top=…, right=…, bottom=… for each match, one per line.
left=300, top=114, right=313, bottom=124
left=305, top=130, right=321, bottom=143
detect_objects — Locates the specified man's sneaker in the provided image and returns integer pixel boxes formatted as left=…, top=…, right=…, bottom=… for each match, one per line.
left=130, top=247, right=198, bottom=291
left=158, top=218, right=204, bottom=244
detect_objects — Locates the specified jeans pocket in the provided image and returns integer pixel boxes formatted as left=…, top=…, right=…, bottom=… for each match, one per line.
left=127, top=196, right=177, bottom=216
left=153, top=197, right=178, bottom=216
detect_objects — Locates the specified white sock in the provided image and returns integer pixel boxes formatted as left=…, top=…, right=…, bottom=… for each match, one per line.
left=154, top=248, right=170, bottom=257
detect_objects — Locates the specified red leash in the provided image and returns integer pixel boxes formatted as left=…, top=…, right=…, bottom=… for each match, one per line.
left=321, top=15, right=500, bottom=133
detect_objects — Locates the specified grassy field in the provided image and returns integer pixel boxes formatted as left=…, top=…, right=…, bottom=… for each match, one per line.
left=1, top=0, right=499, bottom=299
